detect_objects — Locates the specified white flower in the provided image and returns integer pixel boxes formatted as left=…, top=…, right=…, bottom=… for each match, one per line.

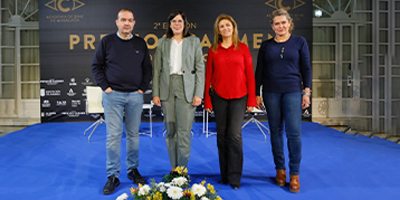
left=191, top=183, right=207, bottom=196
left=138, top=184, right=151, bottom=196
left=164, top=183, right=171, bottom=188
left=171, top=177, right=188, bottom=187
left=157, top=182, right=165, bottom=187
left=200, top=197, right=210, bottom=200
left=167, top=186, right=183, bottom=199
left=116, top=193, right=128, bottom=200
left=159, top=186, right=166, bottom=192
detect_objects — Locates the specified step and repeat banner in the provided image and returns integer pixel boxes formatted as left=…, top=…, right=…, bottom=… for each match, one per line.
left=39, top=0, right=312, bottom=122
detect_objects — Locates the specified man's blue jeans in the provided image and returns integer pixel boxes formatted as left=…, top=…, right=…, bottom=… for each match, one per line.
left=263, top=92, right=302, bottom=175
left=102, top=90, right=143, bottom=178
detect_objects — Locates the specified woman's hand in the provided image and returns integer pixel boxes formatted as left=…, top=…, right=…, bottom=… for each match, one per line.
left=153, top=96, right=161, bottom=107
left=192, top=96, right=202, bottom=106
left=256, top=96, right=263, bottom=109
left=247, top=106, right=254, bottom=113
left=206, top=108, right=213, bottom=114
left=302, top=87, right=311, bottom=109
left=302, top=95, right=310, bottom=109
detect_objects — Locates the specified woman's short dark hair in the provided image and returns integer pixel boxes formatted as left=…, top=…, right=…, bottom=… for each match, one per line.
left=166, top=10, right=191, bottom=38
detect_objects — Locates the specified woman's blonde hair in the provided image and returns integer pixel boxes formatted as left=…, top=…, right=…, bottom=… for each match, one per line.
left=211, top=14, right=240, bottom=52
left=270, top=9, right=294, bottom=33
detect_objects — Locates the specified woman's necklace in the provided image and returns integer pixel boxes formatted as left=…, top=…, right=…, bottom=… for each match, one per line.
left=274, top=34, right=291, bottom=43
left=274, top=34, right=290, bottom=59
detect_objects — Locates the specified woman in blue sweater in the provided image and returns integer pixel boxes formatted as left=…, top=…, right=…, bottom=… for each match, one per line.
left=255, top=9, right=311, bottom=193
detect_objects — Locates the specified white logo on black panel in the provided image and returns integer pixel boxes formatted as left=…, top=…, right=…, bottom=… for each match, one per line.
left=71, top=99, right=81, bottom=107
left=41, top=112, right=56, bottom=117
left=43, top=89, right=61, bottom=96
left=67, top=88, right=76, bottom=96
left=82, top=78, right=93, bottom=86
left=40, top=78, right=64, bottom=85
left=61, top=111, right=85, bottom=118
left=40, top=89, right=45, bottom=97
left=56, top=100, right=67, bottom=106
left=69, top=78, right=77, bottom=86
left=302, top=109, right=311, bottom=118
left=42, top=100, right=51, bottom=107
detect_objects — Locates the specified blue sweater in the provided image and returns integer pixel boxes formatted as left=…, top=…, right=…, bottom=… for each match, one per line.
left=91, top=33, right=152, bottom=92
left=255, top=35, right=311, bottom=95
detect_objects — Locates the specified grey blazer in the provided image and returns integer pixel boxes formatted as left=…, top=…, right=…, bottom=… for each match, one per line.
left=152, top=36, right=205, bottom=103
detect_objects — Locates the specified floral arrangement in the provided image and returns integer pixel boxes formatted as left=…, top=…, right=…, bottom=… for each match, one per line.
left=116, top=166, right=223, bottom=200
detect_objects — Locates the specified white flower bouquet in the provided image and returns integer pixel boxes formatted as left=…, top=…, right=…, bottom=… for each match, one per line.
left=116, top=166, right=223, bottom=200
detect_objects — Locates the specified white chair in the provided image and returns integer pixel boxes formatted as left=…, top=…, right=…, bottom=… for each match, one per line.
left=84, top=86, right=105, bottom=142
left=203, top=108, right=217, bottom=138
left=241, top=107, right=269, bottom=141
left=139, top=101, right=153, bottom=137
left=84, top=86, right=154, bottom=141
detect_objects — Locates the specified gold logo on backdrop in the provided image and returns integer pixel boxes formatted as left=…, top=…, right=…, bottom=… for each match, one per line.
left=45, top=0, right=85, bottom=12
left=265, top=0, right=305, bottom=11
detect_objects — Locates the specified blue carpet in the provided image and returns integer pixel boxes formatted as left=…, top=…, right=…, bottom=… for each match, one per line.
left=0, top=122, right=399, bottom=200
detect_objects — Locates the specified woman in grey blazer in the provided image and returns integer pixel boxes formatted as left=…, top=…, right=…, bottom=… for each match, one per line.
left=152, top=10, right=204, bottom=170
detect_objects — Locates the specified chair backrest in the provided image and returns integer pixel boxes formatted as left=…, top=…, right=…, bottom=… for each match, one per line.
left=86, top=86, right=104, bottom=114
left=251, top=107, right=264, bottom=114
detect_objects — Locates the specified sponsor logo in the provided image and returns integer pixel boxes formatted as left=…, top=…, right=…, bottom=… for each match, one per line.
left=61, top=110, right=86, bottom=118
left=56, top=100, right=67, bottom=106
left=41, top=112, right=57, bottom=117
left=265, top=0, right=305, bottom=11
left=82, top=88, right=87, bottom=97
left=40, top=89, right=45, bottom=97
left=71, top=99, right=81, bottom=107
left=67, top=88, right=76, bottom=96
left=302, top=109, right=311, bottom=118
left=69, top=78, right=77, bottom=86
left=42, top=100, right=51, bottom=107
left=45, top=0, right=85, bottom=12
left=41, top=89, right=61, bottom=96
left=82, top=78, right=93, bottom=86
left=40, top=78, right=64, bottom=85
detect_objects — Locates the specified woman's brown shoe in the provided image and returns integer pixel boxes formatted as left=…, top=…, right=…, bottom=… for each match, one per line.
left=289, top=175, right=300, bottom=193
left=275, top=169, right=286, bottom=186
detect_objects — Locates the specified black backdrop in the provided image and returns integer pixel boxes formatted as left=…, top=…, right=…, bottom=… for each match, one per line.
left=39, top=0, right=312, bottom=122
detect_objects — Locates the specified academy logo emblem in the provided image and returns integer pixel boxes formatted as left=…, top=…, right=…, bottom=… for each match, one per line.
left=265, top=0, right=305, bottom=11
left=45, top=0, right=85, bottom=12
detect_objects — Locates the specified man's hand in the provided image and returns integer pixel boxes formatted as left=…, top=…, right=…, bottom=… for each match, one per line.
left=138, top=89, right=144, bottom=94
left=105, top=87, right=113, bottom=93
